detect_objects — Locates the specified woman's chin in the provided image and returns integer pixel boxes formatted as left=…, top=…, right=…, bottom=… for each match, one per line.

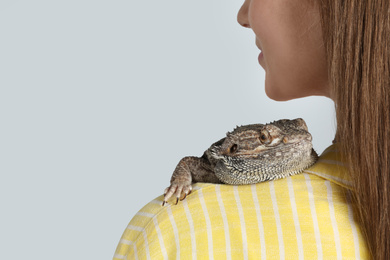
left=264, top=83, right=294, bottom=101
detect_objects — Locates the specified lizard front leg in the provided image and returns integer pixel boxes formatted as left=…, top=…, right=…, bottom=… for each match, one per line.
left=163, top=156, right=220, bottom=205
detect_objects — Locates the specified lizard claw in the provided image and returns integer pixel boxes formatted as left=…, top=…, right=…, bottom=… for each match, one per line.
left=180, top=193, right=187, bottom=201
left=163, top=183, right=192, bottom=205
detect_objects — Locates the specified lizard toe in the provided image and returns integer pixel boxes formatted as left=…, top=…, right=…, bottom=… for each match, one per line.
left=174, top=186, right=184, bottom=204
left=163, top=185, right=178, bottom=203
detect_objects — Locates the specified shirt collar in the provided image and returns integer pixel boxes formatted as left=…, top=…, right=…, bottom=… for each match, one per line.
left=304, top=144, right=353, bottom=190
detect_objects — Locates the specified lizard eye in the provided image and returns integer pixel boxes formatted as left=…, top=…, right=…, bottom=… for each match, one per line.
left=229, top=144, right=238, bottom=153
left=259, top=130, right=271, bottom=144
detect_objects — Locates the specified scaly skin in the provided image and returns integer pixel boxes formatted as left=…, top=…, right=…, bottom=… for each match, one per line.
left=163, top=118, right=318, bottom=205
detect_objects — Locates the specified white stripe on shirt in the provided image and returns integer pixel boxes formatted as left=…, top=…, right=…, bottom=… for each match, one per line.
left=216, top=185, right=231, bottom=260
left=304, top=173, right=323, bottom=260
left=167, top=205, right=180, bottom=259
left=183, top=199, right=197, bottom=260
left=234, top=186, right=248, bottom=260
left=251, top=184, right=266, bottom=259
left=287, top=177, right=304, bottom=260
left=269, top=181, right=285, bottom=260
left=326, top=181, right=342, bottom=260
left=198, top=189, right=214, bottom=259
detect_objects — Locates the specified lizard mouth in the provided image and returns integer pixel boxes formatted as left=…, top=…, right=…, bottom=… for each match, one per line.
left=212, top=140, right=317, bottom=185
left=211, top=139, right=312, bottom=160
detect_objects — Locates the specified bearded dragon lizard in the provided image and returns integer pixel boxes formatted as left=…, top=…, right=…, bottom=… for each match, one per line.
left=163, top=118, right=318, bottom=205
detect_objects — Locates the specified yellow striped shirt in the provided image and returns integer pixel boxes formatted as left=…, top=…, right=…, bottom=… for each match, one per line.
left=113, top=144, right=369, bottom=259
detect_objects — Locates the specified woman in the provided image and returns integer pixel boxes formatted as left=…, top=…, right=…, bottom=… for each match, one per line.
left=114, top=0, right=389, bottom=259
left=238, top=1, right=389, bottom=258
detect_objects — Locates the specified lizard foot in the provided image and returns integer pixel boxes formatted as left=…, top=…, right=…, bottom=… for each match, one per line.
left=162, top=184, right=192, bottom=206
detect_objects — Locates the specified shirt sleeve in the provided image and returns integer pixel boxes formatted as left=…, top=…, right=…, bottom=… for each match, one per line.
left=113, top=173, right=369, bottom=260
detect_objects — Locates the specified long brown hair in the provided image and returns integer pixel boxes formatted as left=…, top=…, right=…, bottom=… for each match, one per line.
left=318, top=0, right=390, bottom=258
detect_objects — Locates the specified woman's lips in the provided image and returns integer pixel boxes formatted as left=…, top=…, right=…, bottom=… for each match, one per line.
left=256, top=40, right=263, bottom=63
left=258, top=52, right=263, bottom=63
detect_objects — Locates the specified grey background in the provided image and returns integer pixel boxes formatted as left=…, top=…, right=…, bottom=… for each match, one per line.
left=0, top=0, right=335, bottom=259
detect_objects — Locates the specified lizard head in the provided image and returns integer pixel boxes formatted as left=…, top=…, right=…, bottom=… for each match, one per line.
left=210, top=118, right=314, bottom=160
left=208, top=118, right=317, bottom=184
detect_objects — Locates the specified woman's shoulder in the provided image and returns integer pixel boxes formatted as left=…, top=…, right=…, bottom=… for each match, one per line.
left=113, top=144, right=369, bottom=260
